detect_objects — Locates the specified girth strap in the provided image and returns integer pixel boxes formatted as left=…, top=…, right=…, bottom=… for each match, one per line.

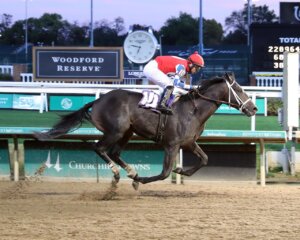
left=155, top=112, right=168, bottom=143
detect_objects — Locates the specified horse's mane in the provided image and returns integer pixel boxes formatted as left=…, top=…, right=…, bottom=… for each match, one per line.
left=197, top=76, right=225, bottom=94
left=179, top=76, right=225, bottom=101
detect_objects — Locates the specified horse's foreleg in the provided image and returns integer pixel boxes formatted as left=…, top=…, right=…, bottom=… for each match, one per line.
left=134, top=145, right=180, bottom=184
left=173, top=142, right=208, bottom=176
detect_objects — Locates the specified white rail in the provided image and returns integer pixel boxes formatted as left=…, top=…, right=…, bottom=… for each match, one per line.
left=253, top=72, right=283, bottom=87
left=0, top=66, right=285, bottom=87
left=0, top=65, right=13, bottom=75
left=0, top=81, right=284, bottom=96
left=20, top=73, right=144, bottom=85
left=21, top=72, right=285, bottom=87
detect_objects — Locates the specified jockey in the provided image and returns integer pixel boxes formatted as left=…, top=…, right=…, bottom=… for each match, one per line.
left=143, top=51, right=204, bottom=115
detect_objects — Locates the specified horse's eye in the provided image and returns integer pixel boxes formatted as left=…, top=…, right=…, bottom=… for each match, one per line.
left=233, top=86, right=242, bottom=93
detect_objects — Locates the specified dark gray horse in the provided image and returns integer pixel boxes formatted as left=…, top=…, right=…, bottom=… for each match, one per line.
left=35, top=73, right=257, bottom=189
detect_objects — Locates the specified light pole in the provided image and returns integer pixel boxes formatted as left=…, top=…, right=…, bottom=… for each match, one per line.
left=90, top=0, right=94, bottom=47
left=247, top=0, right=252, bottom=46
left=159, top=35, right=163, bottom=55
left=25, top=0, right=28, bottom=58
left=199, top=0, right=203, bottom=55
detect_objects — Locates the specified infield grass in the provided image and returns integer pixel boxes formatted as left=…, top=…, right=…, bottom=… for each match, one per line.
left=0, top=109, right=283, bottom=130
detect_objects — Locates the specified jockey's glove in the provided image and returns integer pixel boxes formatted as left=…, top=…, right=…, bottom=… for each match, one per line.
left=174, top=76, right=185, bottom=89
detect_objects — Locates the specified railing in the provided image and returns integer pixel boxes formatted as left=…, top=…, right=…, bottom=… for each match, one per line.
left=20, top=73, right=147, bottom=85
left=20, top=73, right=34, bottom=82
left=252, top=72, right=283, bottom=87
left=22, top=72, right=285, bottom=87
left=0, top=64, right=287, bottom=87
left=0, top=65, right=13, bottom=75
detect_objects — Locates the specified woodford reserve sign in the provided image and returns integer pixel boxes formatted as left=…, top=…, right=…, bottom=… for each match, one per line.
left=33, top=47, right=123, bottom=81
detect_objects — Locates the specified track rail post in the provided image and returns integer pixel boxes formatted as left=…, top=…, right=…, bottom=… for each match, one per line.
left=259, top=138, right=266, bottom=187
left=13, top=137, right=19, bottom=182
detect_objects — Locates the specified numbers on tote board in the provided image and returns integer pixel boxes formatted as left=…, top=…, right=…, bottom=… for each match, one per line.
left=268, top=46, right=300, bottom=53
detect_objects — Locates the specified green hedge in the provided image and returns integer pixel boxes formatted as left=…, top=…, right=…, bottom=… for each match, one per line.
left=267, top=98, right=300, bottom=116
left=267, top=98, right=283, bottom=116
left=0, top=73, right=13, bottom=81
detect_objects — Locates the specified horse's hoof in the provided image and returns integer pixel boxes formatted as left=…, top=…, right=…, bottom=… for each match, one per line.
left=173, top=167, right=182, bottom=174
left=125, top=166, right=137, bottom=179
left=127, top=171, right=137, bottom=179
left=113, top=174, right=120, bottom=184
left=111, top=179, right=118, bottom=189
left=111, top=175, right=120, bottom=188
left=132, top=180, right=139, bottom=191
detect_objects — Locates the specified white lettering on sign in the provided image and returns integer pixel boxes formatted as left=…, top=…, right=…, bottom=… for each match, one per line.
left=294, top=6, right=300, bottom=21
left=50, top=56, right=105, bottom=73
left=68, top=161, right=151, bottom=171
left=131, top=164, right=151, bottom=171
left=56, top=65, right=101, bottom=72
left=128, top=71, right=144, bottom=78
left=51, top=57, right=104, bottom=63
left=279, top=37, right=300, bottom=43
left=69, top=161, right=98, bottom=170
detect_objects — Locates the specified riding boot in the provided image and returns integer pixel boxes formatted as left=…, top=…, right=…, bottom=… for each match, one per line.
left=157, top=86, right=174, bottom=115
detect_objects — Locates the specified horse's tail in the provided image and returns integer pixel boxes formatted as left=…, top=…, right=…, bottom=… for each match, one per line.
left=34, top=101, right=95, bottom=141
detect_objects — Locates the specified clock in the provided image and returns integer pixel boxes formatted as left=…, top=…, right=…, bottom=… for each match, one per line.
left=123, top=30, right=159, bottom=64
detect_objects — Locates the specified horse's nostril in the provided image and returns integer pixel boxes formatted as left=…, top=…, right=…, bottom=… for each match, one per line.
left=254, top=107, right=258, bottom=112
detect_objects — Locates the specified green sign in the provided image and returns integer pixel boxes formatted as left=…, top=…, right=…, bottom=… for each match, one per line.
left=24, top=141, right=163, bottom=179
left=50, top=96, right=95, bottom=111
left=0, top=94, right=13, bottom=108
left=203, top=130, right=286, bottom=138
left=216, top=98, right=265, bottom=115
left=0, top=140, right=10, bottom=176
left=0, top=127, right=287, bottom=140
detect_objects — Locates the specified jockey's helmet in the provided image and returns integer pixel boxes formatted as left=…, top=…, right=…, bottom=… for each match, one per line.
left=188, top=51, right=205, bottom=68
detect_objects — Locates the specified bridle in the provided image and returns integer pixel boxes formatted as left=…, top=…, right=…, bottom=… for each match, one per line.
left=224, top=80, right=252, bottom=112
left=192, top=77, right=251, bottom=113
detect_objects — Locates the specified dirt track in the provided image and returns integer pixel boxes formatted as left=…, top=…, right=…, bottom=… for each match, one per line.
left=0, top=180, right=300, bottom=240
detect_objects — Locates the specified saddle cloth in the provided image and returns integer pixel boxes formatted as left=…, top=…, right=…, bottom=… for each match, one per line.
left=138, top=90, right=160, bottom=109
left=138, top=88, right=186, bottom=111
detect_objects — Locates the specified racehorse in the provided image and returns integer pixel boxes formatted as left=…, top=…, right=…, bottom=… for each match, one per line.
left=35, top=72, right=257, bottom=189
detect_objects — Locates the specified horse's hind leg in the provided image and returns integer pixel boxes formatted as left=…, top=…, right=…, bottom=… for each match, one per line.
left=93, top=134, right=124, bottom=184
left=108, top=130, right=137, bottom=179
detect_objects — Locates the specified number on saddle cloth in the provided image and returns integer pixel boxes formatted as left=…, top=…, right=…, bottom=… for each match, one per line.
left=138, top=90, right=160, bottom=109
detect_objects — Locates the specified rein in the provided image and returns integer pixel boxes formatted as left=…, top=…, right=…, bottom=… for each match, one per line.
left=192, top=78, right=249, bottom=111
left=188, top=92, right=199, bottom=112
left=196, top=92, right=240, bottom=108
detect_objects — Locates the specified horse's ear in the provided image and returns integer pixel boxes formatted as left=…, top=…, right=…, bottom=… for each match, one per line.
left=225, top=72, right=234, bottom=83
left=230, top=72, right=235, bottom=79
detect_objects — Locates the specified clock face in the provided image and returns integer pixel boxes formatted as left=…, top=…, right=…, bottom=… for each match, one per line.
left=123, top=30, right=158, bottom=64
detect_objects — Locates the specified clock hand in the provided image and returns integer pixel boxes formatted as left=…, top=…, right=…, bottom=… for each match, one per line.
left=130, top=45, right=140, bottom=48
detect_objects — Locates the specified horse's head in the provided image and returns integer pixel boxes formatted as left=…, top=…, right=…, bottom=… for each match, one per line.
left=223, top=72, right=257, bottom=117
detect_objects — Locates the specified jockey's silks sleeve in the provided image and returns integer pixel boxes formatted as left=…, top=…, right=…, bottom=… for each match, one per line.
left=175, top=64, right=186, bottom=78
